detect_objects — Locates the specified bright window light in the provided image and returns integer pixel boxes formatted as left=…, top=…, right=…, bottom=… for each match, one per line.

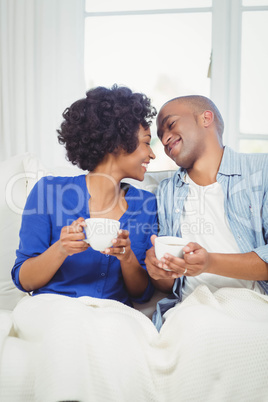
left=84, top=9, right=211, bottom=170
left=240, top=11, right=268, bottom=135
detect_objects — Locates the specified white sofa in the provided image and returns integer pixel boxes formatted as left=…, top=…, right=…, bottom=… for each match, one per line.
left=0, top=153, right=173, bottom=400
left=2, top=154, right=268, bottom=402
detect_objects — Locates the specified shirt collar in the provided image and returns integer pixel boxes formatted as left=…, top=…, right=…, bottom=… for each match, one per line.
left=175, top=146, right=241, bottom=186
left=175, top=167, right=187, bottom=187
left=218, top=146, right=241, bottom=176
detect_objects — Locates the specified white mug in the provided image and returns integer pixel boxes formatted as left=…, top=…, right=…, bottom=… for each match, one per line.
left=155, top=236, right=188, bottom=271
left=84, top=218, right=120, bottom=251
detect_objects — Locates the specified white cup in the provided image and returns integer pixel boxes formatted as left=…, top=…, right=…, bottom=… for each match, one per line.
left=155, top=236, right=188, bottom=270
left=84, top=218, right=120, bottom=251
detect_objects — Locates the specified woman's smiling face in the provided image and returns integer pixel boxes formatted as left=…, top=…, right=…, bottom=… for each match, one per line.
left=156, top=100, right=206, bottom=169
left=116, top=125, right=155, bottom=181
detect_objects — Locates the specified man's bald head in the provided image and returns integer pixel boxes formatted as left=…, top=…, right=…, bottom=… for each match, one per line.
left=164, top=95, right=224, bottom=137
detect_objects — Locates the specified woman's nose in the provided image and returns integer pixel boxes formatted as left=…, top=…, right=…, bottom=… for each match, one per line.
left=149, top=147, right=156, bottom=160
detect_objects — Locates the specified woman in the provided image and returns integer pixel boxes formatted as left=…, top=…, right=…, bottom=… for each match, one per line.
left=12, top=84, right=158, bottom=307
left=11, top=86, right=160, bottom=401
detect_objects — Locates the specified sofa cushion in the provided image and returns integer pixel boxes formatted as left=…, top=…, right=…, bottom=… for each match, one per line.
left=123, top=170, right=175, bottom=194
left=23, top=155, right=82, bottom=197
left=0, top=154, right=30, bottom=310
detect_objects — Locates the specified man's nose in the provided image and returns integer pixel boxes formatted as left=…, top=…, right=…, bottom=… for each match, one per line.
left=161, top=131, right=172, bottom=146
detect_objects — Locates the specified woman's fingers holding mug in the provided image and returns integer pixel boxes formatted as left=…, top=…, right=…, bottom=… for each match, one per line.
left=103, top=230, right=131, bottom=259
left=70, top=217, right=87, bottom=233
left=59, top=218, right=89, bottom=255
left=116, top=229, right=129, bottom=240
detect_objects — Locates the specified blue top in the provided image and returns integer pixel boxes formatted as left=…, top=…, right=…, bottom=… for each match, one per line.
left=153, top=146, right=268, bottom=330
left=12, top=175, right=158, bottom=306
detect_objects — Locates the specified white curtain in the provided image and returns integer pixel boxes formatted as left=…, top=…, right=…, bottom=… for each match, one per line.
left=0, top=0, right=86, bottom=167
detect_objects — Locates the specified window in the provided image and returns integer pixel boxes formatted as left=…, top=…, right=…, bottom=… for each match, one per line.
left=240, top=4, right=268, bottom=152
left=84, top=0, right=268, bottom=170
left=208, top=0, right=268, bottom=153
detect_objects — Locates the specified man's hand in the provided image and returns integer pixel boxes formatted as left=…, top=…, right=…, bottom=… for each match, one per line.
left=159, top=242, right=210, bottom=278
left=145, top=235, right=175, bottom=293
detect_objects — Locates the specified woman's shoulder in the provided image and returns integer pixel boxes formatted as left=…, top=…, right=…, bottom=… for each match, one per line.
left=28, top=175, right=86, bottom=200
left=38, top=174, right=85, bottom=184
left=31, top=174, right=86, bottom=191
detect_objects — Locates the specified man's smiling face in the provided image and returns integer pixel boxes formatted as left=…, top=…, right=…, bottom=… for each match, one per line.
left=156, top=100, right=206, bottom=169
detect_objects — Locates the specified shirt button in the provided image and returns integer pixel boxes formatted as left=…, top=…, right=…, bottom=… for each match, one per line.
left=101, top=273, right=105, bottom=277
left=175, top=208, right=180, bottom=213
left=238, top=235, right=241, bottom=240
left=105, top=254, right=109, bottom=258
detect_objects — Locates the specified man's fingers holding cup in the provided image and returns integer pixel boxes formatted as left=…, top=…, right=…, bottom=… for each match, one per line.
left=158, top=254, right=186, bottom=276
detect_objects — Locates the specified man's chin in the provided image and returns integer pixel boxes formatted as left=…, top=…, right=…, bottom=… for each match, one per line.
left=173, top=157, right=190, bottom=169
left=171, top=154, right=182, bottom=166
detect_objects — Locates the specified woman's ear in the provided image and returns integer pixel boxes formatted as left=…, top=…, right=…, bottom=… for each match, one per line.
left=202, top=110, right=214, bottom=128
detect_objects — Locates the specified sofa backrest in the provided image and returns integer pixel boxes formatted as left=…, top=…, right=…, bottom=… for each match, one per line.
left=0, top=153, right=175, bottom=310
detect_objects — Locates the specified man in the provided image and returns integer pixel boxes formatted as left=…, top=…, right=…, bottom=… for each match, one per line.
left=145, top=95, right=268, bottom=330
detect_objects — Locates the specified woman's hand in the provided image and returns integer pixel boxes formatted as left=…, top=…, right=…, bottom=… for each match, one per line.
left=104, top=229, right=151, bottom=297
left=59, top=217, right=89, bottom=256
left=103, top=229, right=132, bottom=261
left=19, top=217, right=89, bottom=292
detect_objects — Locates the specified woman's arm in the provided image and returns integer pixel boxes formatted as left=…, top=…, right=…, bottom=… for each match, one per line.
left=19, top=218, right=89, bottom=291
left=104, top=229, right=150, bottom=298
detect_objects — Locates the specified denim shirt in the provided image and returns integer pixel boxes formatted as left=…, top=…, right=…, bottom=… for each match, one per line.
left=153, top=146, right=268, bottom=330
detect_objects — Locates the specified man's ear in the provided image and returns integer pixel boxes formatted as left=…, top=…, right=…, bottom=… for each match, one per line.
left=202, top=110, right=214, bottom=128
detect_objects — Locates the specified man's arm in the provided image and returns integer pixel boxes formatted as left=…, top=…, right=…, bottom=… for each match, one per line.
left=158, top=242, right=268, bottom=281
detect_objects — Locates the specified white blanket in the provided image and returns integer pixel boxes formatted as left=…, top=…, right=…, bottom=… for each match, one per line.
left=2, top=285, right=268, bottom=402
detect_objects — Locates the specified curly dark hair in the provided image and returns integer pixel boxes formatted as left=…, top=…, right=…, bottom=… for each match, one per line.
left=57, top=84, right=157, bottom=171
